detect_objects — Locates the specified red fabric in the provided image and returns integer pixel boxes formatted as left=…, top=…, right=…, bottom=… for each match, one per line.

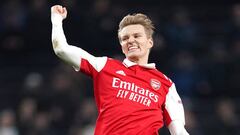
left=80, top=58, right=173, bottom=135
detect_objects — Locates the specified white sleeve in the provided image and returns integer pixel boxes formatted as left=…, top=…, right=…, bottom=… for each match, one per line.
left=51, top=13, right=107, bottom=71
left=165, top=83, right=185, bottom=124
left=165, top=83, right=189, bottom=135
left=168, top=121, right=189, bottom=135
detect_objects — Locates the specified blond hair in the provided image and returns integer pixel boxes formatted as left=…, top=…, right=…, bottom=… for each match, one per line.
left=118, top=13, right=155, bottom=39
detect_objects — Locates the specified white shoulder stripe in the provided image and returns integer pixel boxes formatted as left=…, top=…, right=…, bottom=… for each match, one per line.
left=87, top=56, right=107, bottom=72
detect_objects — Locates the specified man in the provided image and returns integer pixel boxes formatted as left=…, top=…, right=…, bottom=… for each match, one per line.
left=51, top=5, right=189, bottom=135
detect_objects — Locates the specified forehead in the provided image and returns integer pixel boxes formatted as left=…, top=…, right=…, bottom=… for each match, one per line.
left=119, top=24, right=146, bottom=37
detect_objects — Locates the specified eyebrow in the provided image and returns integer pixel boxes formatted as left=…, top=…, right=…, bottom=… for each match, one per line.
left=121, top=32, right=143, bottom=37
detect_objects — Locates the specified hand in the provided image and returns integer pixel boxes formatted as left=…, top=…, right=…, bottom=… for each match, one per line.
left=51, top=5, right=67, bottom=20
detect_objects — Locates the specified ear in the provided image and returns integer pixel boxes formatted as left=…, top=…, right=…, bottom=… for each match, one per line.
left=147, top=38, right=153, bottom=49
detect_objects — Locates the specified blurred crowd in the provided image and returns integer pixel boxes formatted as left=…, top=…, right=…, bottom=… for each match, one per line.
left=0, top=0, right=240, bottom=135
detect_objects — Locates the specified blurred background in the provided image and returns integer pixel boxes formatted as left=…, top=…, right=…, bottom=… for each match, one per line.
left=0, top=0, right=240, bottom=135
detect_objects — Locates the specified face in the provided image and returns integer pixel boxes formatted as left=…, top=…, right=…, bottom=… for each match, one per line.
left=118, top=24, right=153, bottom=62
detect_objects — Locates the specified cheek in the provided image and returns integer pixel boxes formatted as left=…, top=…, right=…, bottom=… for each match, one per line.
left=142, top=40, right=152, bottom=49
left=121, top=44, right=127, bottom=53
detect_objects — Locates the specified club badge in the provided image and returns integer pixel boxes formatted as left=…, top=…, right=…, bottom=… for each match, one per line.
left=150, top=79, right=161, bottom=90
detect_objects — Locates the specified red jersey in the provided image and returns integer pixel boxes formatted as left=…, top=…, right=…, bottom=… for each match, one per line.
left=79, top=57, right=185, bottom=135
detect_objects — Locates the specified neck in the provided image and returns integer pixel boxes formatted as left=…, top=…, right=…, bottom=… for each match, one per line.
left=128, top=55, right=149, bottom=65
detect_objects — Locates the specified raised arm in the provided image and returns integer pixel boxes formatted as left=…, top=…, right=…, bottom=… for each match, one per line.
left=51, top=5, right=96, bottom=71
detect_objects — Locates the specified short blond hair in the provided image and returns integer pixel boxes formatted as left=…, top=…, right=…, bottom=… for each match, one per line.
left=118, top=13, right=155, bottom=39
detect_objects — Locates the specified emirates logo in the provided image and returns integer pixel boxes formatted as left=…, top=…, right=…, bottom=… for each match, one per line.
left=150, top=79, right=161, bottom=90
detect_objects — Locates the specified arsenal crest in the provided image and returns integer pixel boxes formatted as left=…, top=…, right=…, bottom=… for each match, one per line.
left=150, top=79, right=161, bottom=90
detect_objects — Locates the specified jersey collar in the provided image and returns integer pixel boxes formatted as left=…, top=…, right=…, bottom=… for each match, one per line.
left=123, top=58, right=156, bottom=69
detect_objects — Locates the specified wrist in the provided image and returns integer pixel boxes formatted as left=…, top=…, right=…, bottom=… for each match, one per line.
left=51, top=13, right=63, bottom=25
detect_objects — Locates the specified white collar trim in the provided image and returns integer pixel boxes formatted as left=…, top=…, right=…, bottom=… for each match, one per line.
left=123, top=58, right=156, bottom=69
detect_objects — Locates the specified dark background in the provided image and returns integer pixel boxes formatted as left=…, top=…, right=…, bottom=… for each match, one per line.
left=0, top=0, right=240, bottom=135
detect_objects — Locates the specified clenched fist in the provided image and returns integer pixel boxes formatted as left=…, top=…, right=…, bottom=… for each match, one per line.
left=51, top=5, right=67, bottom=20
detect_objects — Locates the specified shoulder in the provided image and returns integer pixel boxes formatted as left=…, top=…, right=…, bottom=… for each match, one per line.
left=104, top=57, right=125, bottom=67
left=151, top=69, right=173, bottom=87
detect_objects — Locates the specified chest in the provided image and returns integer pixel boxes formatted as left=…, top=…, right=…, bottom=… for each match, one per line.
left=95, top=65, right=168, bottom=108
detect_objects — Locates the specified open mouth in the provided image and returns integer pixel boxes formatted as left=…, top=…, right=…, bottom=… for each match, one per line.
left=128, top=46, right=139, bottom=52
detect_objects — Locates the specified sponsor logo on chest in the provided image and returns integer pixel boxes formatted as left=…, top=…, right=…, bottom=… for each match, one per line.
left=112, top=77, right=160, bottom=107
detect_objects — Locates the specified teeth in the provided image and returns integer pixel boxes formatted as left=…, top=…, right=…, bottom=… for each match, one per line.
left=128, top=46, right=138, bottom=50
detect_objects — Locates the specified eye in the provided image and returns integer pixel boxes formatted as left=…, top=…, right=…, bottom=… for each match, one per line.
left=134, top=34, right=141, bottom=38
left=122, top=36, right=128, bottom=41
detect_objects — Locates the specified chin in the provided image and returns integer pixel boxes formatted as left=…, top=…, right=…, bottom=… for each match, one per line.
left=127, top=54, right=140, bottom=61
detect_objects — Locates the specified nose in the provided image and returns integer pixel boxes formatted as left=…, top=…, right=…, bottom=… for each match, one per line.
left=127, top=36, right=135, bottom=43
